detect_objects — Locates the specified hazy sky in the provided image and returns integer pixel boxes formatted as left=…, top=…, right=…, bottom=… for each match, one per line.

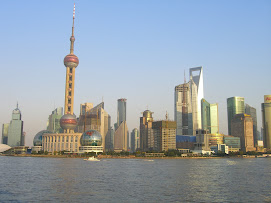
left=1, top=0, right=270, bottom=146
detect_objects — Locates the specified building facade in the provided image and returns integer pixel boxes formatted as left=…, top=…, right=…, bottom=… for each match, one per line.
left=140, top=110, right=154, bottom=151
left=117, top=98, right=127, bottom=127
left=114, top=121, right=128, bottom=152
left=210, top=103, right=219, bottom=134
left=47, top=107, right=63, bottom=133
left=7, top=105, right=24, bottom=147
left=131, top=128, right=139, bottom=152
left=227, top=97, right=245, bottom=135
left=2, top=123, right=9, bottom=144
left=245, top=104, right=257, bottom=146
left=262, top=95, right=271, bottom=150
left=223, top=135, right=241, bottom=152
left=174, top=82, right=193, bottom=135
left=190, top=67, right=204, bottom=131
left=152, top=120, right=176, bottom=151
left=231, top=114, right=255, bottom=152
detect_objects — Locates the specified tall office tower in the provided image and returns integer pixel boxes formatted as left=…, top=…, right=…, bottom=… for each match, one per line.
left=227, top=97, right=245, bottom=135
left=131, top=128, right=139, bottom=152
left=231, top=114, right=256, bottom=152
left=7, top=104, right=24, bottom=147
left=60, top=4, right=79, bottom=134
left=117, top=98, right=127, bottom=127
left=190, top=67, right=204, bottom=131
left=262, top=95, right=271, bottom=150
left=152, top=118, right=177, bottom=151
left=174, top=82, right=193, bottom=135
left=114, top=121, right=128, bottom=152
left=140, top=110, right=154, bottom=151
left=47, top=107, right=63, bottom=133
left=77, top=102, right=110, bottom=152
left=201, top=99, right=210, bottom=133
left=210, top=103, right=219, bottom=134
left=245, top=104, right=258, bottom=146
left=2, top=123, right=9, bottom=144
left=110, top=127, right=115, bottom=149
left=201, top=99, right=219, bottom=134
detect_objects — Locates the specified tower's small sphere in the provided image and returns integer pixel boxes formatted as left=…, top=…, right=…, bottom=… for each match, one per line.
left=33, top=130, right=52, bottom=146
left=60, top=114, right=77, bottom=130
left=64, top=54, right=79, bottom=68
left=80, top=130, right=102, bottom=146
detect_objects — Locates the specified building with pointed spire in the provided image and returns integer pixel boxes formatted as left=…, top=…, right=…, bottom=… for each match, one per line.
left=7, top=104, right=24, bottom=147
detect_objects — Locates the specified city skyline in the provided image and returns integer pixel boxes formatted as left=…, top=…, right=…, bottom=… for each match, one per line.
left=1, top=1, right=270, bottom=146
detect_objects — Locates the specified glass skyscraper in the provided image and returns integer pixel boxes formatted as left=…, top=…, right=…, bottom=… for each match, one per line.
left=201, top=99, right=219, bottom=134
left=2, top=123, right=9, bottom=144
left=117, top=98, right=127, bottom=127
left=47, top=107, right=63, bottom=133
left=227, top=97, right=244, bottom=135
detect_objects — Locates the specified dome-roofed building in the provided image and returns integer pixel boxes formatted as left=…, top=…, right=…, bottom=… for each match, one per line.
left=79, top=130, right=103, bottom=154
left=32, top=130, right=52, bottom=153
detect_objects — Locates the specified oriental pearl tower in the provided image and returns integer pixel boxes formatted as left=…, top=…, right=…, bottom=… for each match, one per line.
left=60, top=4, right=79, bottom=133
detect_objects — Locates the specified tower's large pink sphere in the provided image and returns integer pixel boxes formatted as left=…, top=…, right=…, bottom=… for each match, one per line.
left=64, top=54, right=79, bottom=68
left=60, top=114, right=77, bottom=130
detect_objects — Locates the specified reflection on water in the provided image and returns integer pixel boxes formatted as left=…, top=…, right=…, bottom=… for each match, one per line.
left=0, top=157, right=270, bottom=202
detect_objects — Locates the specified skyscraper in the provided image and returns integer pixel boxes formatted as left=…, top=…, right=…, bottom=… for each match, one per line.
left=117, top=98, right=127, bottom=127
left=190, top=67, right=204, bottom=130
left=201, top=99, right=210, bottom=133
left=231, top=114, right=255, bottom=152
left=174, top=82, right=193, bottom=135
left=140, top=110, right=154, bottom=151
left=262, top=95, right=271, bottom=150
left=7, top=104, right=24, bottom=147
left=114, top=98, right=128, bottom=152
left=47, top=107, right=63, bottom=133
left=210, top=103, right=219, bottom=134
left=60, top=4, right=79, bottom=134
left=245, top=104, right=258, bottom=146
left=131, top=128, right=139, bottom=152
left=227, top=97, right=245, bottom=135
left=201, top=99, right=219, bottom=134
left=2, top=123, right=9, bottom=144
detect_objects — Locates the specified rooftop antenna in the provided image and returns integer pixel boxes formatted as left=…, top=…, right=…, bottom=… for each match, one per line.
left=70, top=3, right=75, bottom=54
left=184, top=70, right=186, bottom=83
left=16, top=101, right=18, bottom=109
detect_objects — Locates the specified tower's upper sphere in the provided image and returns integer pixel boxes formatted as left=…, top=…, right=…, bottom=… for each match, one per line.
left=64, top=54, right=79, bottom=68
left=60, top=114, right=77, bottom=130
left=33, top=130, right=52, bottom=146
left=80, top=130, right=102, bottom=146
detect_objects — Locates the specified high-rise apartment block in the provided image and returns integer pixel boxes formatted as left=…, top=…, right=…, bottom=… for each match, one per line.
left=175, top=67, right=204, bottom=136
left=47, top=107, right=63, bottom=133
left=227, top=97, right=245, bottom=135
left=245, top=104, right=258, bottom=146
left=7, top=104, right=24, bottom=147
left=231, top=114, right=255, bottom=152
left=262, top=95, right=271, bottom=150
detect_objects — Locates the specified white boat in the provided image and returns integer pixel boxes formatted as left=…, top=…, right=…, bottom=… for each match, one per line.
left=84, top=156, right=100, bottom=161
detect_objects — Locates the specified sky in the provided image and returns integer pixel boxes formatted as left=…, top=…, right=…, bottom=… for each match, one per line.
left=1, top=0, right=270, bottom=146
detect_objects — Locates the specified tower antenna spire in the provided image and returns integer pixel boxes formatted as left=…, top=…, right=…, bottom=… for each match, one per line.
left=184, top=70, right=186, bottom=83
left=70, top=3, right=75, bottom=54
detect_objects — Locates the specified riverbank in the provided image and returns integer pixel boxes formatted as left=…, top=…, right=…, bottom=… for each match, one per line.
left=0, top=154, right=261, bottom=159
